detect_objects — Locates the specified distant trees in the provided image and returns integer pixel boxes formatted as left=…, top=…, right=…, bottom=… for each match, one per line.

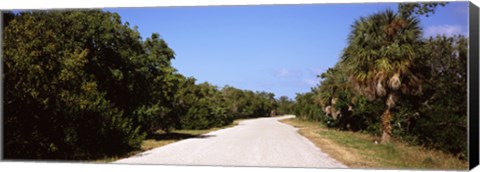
left=175, top=81, right=232, bottom=130
left=292, top=3, right=467, bottom=158
left=292, top=92, right=324, bottom=121
left=171, top=80, right=281, bottom=130
left=276, top=96, right=295, bottom=116
left=3, top=10, right=280, bottom=160
left=219, top=86, right=278, bottom=119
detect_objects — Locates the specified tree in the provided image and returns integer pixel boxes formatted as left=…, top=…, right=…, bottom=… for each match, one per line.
left=413, top=35, right=467, bottom=158
left=341, top=10, right=423, bottom=143
left=317, top=63, right=356, bottom=120
left=3, top=10, right=180, bottom=159
left=132, top=32, right=179, bottom=133
left=398, top=2, right=448, bottom=18
left=174, top=81, right=233, bottom=130
left=293, top=92, right=325, bottom=122
left=3, top=11, right=149, bottom=159
left=2, top=11, right=15, bottom=28
left=220, top=85, right=245, bottom=117
left=291, top=2, right=466, bottom=157
left=277, top=96, right=294, bottom=115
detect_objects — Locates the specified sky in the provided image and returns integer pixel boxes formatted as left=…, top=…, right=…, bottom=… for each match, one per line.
left=106, top=2, right=469, bottom=99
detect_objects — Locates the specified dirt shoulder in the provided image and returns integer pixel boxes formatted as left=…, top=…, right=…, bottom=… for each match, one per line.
left=280, top=118, right=468, bottom=170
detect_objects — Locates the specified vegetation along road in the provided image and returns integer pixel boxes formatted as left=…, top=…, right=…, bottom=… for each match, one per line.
left=115, top=115, right=346, bottom=168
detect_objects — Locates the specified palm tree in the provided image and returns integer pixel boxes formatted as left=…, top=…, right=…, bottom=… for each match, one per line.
left=341, top=9, right=423, bottom=143
left=317, top=65, right=353, bottom=120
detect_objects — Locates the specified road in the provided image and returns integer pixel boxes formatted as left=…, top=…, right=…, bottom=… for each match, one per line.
left=115, top=115, right=347, bottom=168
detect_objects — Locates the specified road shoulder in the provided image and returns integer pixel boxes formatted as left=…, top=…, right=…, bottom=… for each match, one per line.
left=279, top=118, right=468, bottom=170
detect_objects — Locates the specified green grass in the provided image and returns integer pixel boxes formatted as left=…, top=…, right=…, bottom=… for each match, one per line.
left=94, top=119, right=243, bottom=163
left=280, top=118, right=468, bottom=170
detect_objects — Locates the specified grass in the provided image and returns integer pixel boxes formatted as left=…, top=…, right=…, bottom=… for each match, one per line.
left=280, top=118, right=468, bottom=170
left=94, top=119, right=244, bottom=163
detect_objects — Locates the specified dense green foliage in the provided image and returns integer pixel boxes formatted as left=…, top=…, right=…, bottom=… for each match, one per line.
left=3, top=11, right=278, bottom=160
left=292, top=3, right=467, bottom=158
left=175, top=82, right=232, bottom=130
left=292, top=92, right=324, bottom=122
left=276, top=96, right=295, bottom=116
left=4, top=11, right=150, bottom=159
left=404, top=35, right=468, bottom=158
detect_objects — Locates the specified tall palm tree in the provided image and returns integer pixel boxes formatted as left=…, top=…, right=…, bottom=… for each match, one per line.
left=341, top=9, right=423, bottom=143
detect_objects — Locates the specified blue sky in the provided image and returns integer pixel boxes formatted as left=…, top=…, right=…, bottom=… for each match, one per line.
left=106, top=2, right=468, bottom=99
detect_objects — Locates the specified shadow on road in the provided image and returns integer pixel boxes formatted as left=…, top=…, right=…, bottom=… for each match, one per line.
left=148, top=132, right=214, bottom=141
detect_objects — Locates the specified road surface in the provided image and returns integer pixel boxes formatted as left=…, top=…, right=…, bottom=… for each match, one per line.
left=115, top=115, right=346, bottom=168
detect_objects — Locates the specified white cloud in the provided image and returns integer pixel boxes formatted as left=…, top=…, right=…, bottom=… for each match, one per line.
left=277, top=68, right=290, bottom=77
left=270, top=68, right=322, bottom=89
left=274, top=68, right=301, bottom=78
left=424, top=25, right=466, bottom=38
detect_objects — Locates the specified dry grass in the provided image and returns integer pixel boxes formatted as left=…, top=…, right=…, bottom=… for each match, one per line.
left=280, top=118, right=468, bottom=170
left=95, top=119, right=243, bottom=163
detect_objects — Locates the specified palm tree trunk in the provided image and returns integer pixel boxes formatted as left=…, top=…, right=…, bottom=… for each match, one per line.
left=380, top=107, right=392, bottom=143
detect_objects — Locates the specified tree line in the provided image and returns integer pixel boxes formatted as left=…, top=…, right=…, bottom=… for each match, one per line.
left=291, top=3, right=467, bottom=159
left=3, top=11, right=279, bottom=160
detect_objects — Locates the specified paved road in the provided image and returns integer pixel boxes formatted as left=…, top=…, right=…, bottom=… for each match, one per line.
left=115, top=115, right=346, bottom=168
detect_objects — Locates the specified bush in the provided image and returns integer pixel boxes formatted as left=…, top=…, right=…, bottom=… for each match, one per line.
left=3, top=11, right=150, bottom=159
